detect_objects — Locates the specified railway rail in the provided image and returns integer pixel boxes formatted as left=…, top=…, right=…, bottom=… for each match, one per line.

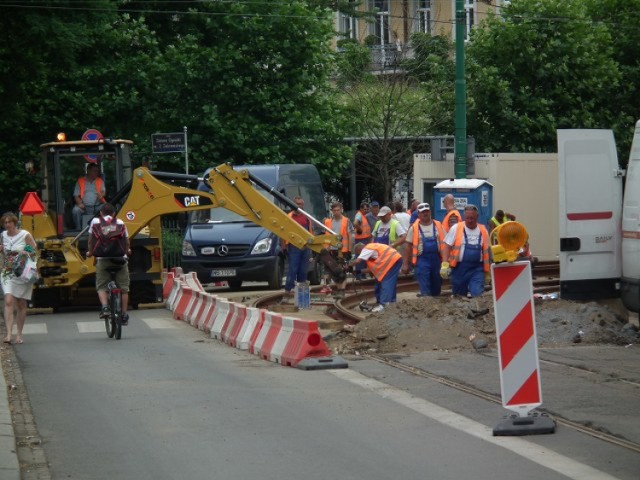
left=239, top=260, right=640, bottom=455
left=253, top=260, right=560, bottom=325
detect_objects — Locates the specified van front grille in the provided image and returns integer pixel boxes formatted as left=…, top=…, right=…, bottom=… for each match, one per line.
left=199, top=244, right=250, bottom=257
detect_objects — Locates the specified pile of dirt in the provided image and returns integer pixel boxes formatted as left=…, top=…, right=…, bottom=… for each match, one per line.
left=326, top=294, right=639, bottom=355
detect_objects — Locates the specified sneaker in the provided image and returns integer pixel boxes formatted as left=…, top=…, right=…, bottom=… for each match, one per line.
left=121, top=313, right=129, bottom=326
left=99, top=306, right=110, bottom=319
left=416, top=293, right=426, bottom=298
left=371, top=305, right=385, bottom=313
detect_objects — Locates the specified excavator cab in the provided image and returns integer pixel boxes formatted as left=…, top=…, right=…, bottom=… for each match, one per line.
left=39, top=137, right=133, bottom=236
left=22, top=136, right=163, bottom=309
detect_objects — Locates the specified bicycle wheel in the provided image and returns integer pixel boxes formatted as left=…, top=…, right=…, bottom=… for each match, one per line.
left=111, top=290, right=123, bottom=340
left=105, top=304, right=116, bottom=338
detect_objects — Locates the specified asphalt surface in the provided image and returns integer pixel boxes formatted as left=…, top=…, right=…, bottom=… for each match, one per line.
left=1, top=298, right=640, bottom=479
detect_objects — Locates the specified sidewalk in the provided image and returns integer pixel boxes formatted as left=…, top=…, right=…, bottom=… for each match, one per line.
left=0, top=343, right=20, bottom=479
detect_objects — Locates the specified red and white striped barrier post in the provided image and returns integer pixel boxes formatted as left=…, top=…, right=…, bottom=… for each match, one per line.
left=491, top=261, right=555, bottom=436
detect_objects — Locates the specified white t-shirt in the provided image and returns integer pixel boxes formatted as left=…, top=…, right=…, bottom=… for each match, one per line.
left=444, top=223, right=482, bottom=259
left=393, top=212, right=411, bottom=231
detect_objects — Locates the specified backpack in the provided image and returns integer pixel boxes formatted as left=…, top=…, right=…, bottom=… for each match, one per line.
left=90, top=216, right=127, bottom=258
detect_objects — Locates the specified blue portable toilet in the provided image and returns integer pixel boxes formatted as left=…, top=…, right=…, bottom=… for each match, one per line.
left=433, top=179, right=493, bottom=227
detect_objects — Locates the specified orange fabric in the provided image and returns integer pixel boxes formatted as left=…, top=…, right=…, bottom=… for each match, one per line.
left=324, top=217, right=350, bottom=252
left=363, top=243, right=402, bottom=281
left=443, top=209, right=461, bottom=232
left=78, top=177, right=105, bottom=203
left=448, top=224, right=490, bottom=272
left=410, top=220, right=445, bottom=265
left=354, top=209, right=371, bottom=240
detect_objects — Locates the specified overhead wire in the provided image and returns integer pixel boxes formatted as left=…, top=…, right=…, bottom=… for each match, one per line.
left=0, top=0, right=637, bottom=30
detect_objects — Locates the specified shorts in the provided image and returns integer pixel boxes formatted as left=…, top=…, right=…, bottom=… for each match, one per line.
left=95, top=258, right=130, bottom=293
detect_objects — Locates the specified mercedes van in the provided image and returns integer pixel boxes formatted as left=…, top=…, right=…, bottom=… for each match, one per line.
left=181, top=164, right=327, bottom=289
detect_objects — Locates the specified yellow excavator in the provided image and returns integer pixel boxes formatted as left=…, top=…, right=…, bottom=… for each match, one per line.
left=20, top=135, right=343, bottom=309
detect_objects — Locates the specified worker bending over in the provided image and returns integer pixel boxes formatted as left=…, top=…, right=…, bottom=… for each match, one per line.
left=349, top=242, right=402, bottom=313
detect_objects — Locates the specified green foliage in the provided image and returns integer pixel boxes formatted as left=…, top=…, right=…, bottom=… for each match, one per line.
left=466, top=0, right=620, bottom=153
left=333, top=33, right=455, bottom=204
left=0, top=1, right=350, bottom=212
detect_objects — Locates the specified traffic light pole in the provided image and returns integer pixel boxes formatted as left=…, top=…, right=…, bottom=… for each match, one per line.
left=454, top=0, right=467, bottom=179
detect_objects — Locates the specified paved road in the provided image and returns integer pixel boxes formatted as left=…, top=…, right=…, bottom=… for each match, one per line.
left=2, top=306, right=639, bottom=479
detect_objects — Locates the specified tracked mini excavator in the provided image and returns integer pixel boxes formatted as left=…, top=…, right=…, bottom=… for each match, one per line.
left=19, top=135, right=344, bottom=310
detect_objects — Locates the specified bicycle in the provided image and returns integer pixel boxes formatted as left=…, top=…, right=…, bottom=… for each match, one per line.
left=104, top=264, right=124, bottom=340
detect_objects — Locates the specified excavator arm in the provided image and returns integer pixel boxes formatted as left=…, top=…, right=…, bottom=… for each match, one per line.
left=120, top=165, right=343, bottom=254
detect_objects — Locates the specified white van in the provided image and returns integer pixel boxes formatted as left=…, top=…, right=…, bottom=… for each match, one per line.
left=557, top=129, right=624, bottom=300
left=622, top=120, right=640, bottom=312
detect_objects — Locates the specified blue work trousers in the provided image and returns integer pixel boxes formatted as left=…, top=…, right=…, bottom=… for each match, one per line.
left=450, top=261, right=484, bottom=297
left=285, top=246, right=311, bottom=292
left=374, top=259, right=402, bottom=305
left=415, top=253, right=442, bottom=296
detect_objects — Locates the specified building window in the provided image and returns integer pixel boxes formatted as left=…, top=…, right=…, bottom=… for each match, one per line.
left=338, top=12, right=359, bottom=41
left=465, top=0, right=475, bottom=39
left=417, top=0, right=432, bottom=34
left=371, top=0, right=390, bottom=46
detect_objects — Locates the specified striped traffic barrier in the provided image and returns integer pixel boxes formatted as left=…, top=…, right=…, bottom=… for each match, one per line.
left=172, top=286, right=194, bottom=322
left=491, top=261, right=556, bottom=436
left=252, top=311, right=283, bottom=360
left=237, top=307, right=262, bottom=351
left=162, top=271, right=175, bottom=301
left=184, top=272, right=204, bottom=292
left=210, top=301, right=232, bottom=340
left=220, top=303, right=248, bottom=349
left=166, top=278, right=184, bottom=312
left=193, top=294, right=214, bottom=331
left=185, top=290, right=207, bottom=326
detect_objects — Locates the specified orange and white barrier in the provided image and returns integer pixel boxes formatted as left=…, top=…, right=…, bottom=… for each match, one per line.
left=491, top=261, right=555, bottom=435
left=164, top=278, right=347, bottom=370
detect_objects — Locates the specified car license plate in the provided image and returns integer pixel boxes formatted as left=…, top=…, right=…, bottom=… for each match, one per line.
left=211, top=269, right=236, bottom=278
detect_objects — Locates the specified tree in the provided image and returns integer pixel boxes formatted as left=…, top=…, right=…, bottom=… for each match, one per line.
left=0, top=1, right=351, bottom=212
left=125, top=0, right=351, bottom=179
left=584, top=0, right=640, bottom=156
left=333, top=34, right=454, bottom=205
left=466, top=0, right=620, bottom=153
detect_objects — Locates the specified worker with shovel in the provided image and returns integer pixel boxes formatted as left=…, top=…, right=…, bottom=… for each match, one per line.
left=348, top=243, right=402, bottom=313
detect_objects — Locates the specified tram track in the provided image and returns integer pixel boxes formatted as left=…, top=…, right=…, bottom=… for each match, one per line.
left=364, top=353, right=640, bottom=455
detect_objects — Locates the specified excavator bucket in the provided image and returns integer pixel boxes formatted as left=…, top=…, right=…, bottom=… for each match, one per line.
left=317, top=249, right=347, bottom=284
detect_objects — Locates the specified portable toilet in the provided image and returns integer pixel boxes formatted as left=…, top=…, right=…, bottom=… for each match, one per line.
left=433, top=179, right=493, bottom=227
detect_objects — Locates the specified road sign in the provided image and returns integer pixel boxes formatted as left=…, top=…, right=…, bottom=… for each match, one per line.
left=19, top=192, right=46, bottom=215
left=82, top=129, right=103, bottom=163
left=151, top=132, right=186, bottom=153
left=491, top=261, right=556, bottom=436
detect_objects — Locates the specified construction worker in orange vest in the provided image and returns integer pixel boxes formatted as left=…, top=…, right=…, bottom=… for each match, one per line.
left=321, top=201, right=354, bottom=295
left=440, top=204, right=490, bottom=297
left=353, top=201, right=372, bottom=244
left=349, top=242, right=402, bottom=312
left=401, top=202, right=445, bottom=297
left=353, top=201, right=372, bottom=280
left=283, top=196, right=313, bottom=295
left=442, top=193, right=462, bottom=233
left=72, top=162, right=106, bottom=229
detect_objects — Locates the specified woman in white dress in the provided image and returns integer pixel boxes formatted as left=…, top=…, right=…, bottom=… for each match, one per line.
left=1, top=212, right=38, bottom=344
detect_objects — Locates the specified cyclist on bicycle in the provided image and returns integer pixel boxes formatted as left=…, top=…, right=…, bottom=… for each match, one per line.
left=86, top=203, right=132, bottom=325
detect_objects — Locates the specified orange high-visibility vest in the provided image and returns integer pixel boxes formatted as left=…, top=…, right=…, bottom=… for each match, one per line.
left=363, top=243, right=402, bottom=281
left=443, top=209, right=461, bottom=232
left=448, top=224, right=490, bottom=272
left=354, top=209, right=371, bottom=240
left=77, top=177, right=105, bottom=203
left=324, top=216, right=350, bottom=253
left=284, top=211, right=313, bottom=247
left=410, top=220, right=445, bottom=265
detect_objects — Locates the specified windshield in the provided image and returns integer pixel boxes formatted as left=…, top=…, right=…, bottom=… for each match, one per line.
left=189, top=189, right=276, bottom=224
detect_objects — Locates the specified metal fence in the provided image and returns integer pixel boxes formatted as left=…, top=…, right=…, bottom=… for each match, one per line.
left=161, top=215, right=183, bottom=269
